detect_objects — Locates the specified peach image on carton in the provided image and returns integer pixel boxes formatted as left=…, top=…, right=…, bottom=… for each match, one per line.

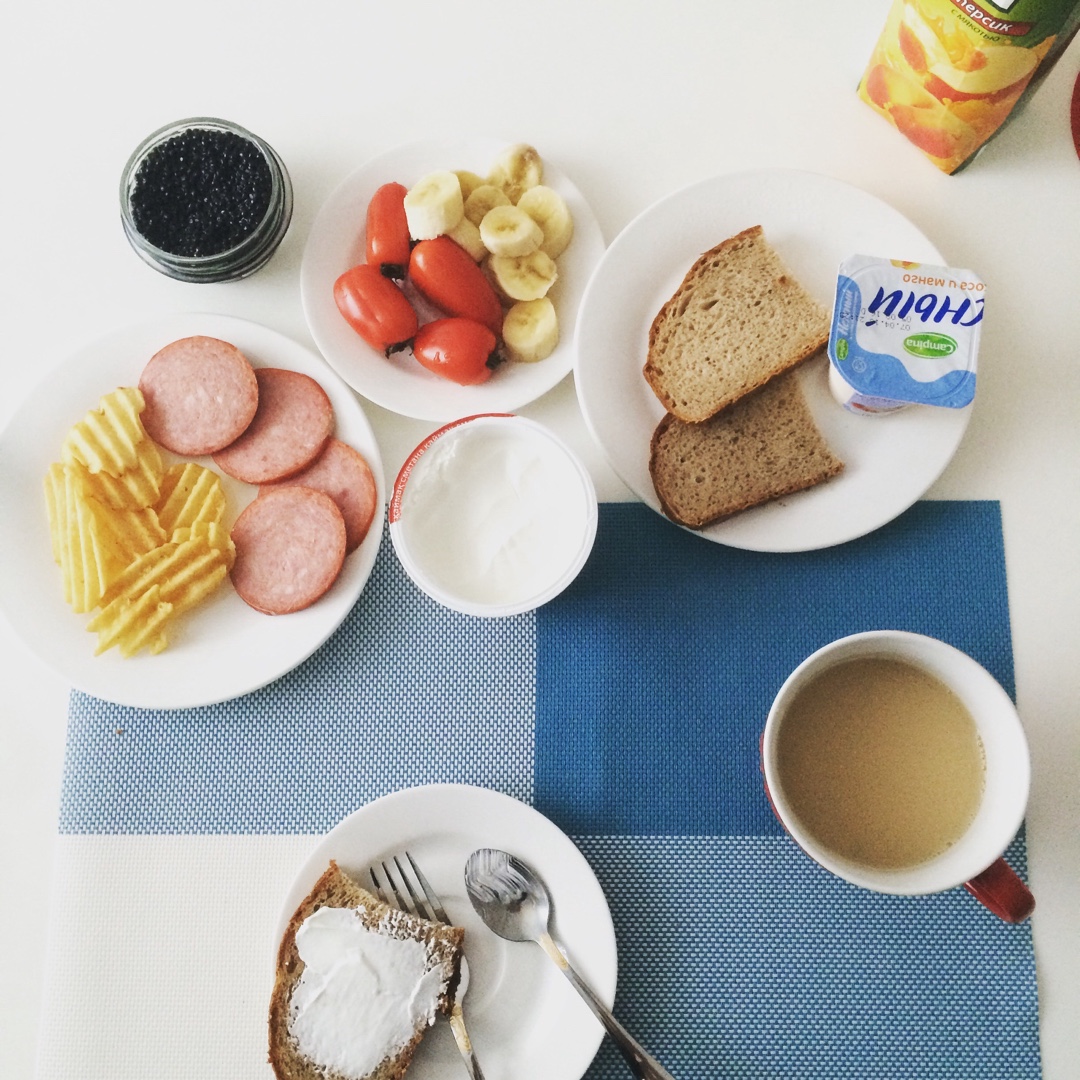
left=858, top=0, right=1060, bottom=173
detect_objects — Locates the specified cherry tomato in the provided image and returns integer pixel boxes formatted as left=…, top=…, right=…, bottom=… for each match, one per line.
left=333, top=264, right=418, bottom=356
left=412, top=318, right=502, bottom=385
left=409, top=237, right=504, bottom=338
left=365, top=182, right=411, bottom=279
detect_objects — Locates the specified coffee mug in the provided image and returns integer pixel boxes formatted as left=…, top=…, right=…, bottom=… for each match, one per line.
left=761, top=630, right=1034, bottom=922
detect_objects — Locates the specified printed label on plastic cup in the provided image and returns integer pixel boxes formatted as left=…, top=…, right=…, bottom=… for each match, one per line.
left=828, top=254, right=984, bottom=414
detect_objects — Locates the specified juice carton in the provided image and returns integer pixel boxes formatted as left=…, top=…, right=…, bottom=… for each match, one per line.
left=859, top=0, right=1080, bottom=173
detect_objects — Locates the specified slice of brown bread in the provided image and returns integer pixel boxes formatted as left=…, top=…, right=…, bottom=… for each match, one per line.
left=649, top=366, right=844, bottom=529
left=644, top=226, right=830, bottom=423
left=268, top=860, right=464, bottom=1080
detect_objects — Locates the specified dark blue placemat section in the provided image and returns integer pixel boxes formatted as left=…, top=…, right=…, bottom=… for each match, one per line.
left=535, top=500, right=1014, bottom=836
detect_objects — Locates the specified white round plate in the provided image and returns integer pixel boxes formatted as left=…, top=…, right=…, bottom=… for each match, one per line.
left=0, top=313, right=384, bottom=710
left=275, top=784, right=617, bottom=1080
left=301, top=136, right=606, bottom=422
left=575, top=168, right=971, bottom=552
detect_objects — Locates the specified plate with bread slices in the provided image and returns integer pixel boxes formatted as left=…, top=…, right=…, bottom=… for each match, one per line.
left=301, top=136, right=607, bottom=422
left=271, top=784, right=617, bottom=1080
left=574, top=169, right=972, bottom=552
left=0, top=313, right=385, bottom=709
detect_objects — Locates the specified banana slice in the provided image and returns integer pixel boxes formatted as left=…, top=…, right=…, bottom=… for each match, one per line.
left=479, top=205, right=544, bottom=258
left=516, top=185, right=574, bottom=259
left=463, top=184, right=511, bottom=226
left=403, top=170, right=464, bottom=240
left=445, top=215, right=488, bottom=262
left=455, top=170, right=486, bottom=202
left=488, top=143, right=543, bottom=204
left=503, top=298, right=559, bottom=363
left=488, top=250, right=558, bottom=302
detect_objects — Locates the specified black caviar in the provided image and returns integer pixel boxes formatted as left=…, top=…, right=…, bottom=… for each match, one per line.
left=121, top=117, right=292, bottom=282
left=129, top=127, right=273, bottom=257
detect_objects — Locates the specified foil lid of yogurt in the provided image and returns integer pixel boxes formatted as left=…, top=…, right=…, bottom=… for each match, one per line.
left=828, top=254, right=984, bottom=413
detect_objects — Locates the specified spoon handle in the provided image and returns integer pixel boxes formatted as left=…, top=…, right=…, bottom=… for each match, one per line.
left=538, top=933, right=676, bottom=1080
left=448, top=1002, right=485, bottom=1080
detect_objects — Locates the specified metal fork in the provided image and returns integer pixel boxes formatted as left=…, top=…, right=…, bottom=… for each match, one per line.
left=369, top=853, right=485, bottom=1080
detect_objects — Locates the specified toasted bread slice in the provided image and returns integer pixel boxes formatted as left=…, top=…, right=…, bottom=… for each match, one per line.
left=268, top=861, right=464, bottom=1080
left=649, top=365, right=844, bottom=529
left=644, top=226, right=830, bottom=423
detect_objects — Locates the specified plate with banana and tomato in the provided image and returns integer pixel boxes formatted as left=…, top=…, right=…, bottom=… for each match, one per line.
left=300, top=137, right=606, bottom=423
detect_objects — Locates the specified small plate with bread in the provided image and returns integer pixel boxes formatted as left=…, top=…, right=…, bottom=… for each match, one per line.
left=271, top=784, right=617, bottom=1080
left=574, top=169, right=971, bottom=552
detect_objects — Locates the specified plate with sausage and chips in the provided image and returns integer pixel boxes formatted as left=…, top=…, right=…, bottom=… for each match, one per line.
left=0, top=312, right=384, bottom=710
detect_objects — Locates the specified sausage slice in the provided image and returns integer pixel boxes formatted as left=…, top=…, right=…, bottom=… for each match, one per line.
left=139, top=336, right=259, bottom=455
left=260, top=438, right=377, bottom=552
left=214, top=368, right=334, bottom=484
left=230, top=486, right=346, bottom=614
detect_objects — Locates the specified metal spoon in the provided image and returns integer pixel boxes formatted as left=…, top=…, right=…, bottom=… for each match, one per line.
left=464, top=848, right=676, bottom=1080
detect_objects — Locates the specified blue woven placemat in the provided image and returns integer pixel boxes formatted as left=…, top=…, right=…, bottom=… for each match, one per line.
left=62, top=500, right=1040, bottom=1079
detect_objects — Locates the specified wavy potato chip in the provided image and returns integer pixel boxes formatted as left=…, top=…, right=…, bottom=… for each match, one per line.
left=59, top=466, right=121, bottom=612
left=156, top=462, right=226, bottom=533
left=44, top=462, right=66, bottom=567
left=170, top=520, right=236, bottom=568
left=47, top=386, right=234, bottom=656
left=61, top=387, right=148, bottom=478
left=88, top=583, right=174, bottom=657
left=90, top=532, right=231, bottom=655
left=98, top=534, right=228, bottom=608
left=79, top=439, right=164, bottom=509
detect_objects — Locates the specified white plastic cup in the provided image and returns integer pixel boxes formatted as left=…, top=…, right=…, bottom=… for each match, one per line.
left=761, top=630, right=1034, bottom=921
left=389, top=414, right=598, bottom=618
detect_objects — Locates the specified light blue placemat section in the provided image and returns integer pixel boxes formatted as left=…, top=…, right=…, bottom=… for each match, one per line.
left=578, top=834, right=1037, bottom=1080
left=60, top=542, right=537, bottom=833
left=60, top=501, right=1040, bottom=1078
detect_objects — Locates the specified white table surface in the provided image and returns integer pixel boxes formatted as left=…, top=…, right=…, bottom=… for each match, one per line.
left=1, top=2, right=1077, bottom=1076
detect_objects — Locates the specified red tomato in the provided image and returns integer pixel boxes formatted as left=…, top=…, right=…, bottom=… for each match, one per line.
left=409, top=237, right=504, bottom=337
left=412, top=318, right=502, bottom=385
left=365, top=182, right=411, bottom=279
left=333, top=264, right=418, bottom=356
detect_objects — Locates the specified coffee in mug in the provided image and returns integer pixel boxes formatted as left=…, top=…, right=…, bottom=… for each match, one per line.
left=762, top=631, right=1034, bottom=921
left=774, top=655, right=984, bottom=871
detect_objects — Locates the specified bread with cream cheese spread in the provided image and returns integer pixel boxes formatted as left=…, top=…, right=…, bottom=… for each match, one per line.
left=268, top=860, right=464, bottom=1080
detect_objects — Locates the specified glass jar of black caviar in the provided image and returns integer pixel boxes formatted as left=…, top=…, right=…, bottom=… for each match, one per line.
left=120, top=117, right=293, bottom=283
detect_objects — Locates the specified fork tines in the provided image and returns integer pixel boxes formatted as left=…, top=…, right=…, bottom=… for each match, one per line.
left=370, top=852, right=450, bottom=926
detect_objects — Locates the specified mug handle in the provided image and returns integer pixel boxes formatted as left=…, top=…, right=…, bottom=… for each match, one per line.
left=964, top=858, right=1035, bottom=922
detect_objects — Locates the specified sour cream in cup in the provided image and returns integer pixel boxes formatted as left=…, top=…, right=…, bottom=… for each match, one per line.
left=390, top=414, right=598, bottom=617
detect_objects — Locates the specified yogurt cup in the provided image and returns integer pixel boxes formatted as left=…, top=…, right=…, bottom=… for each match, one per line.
left=828, top=254, right=984, bottom=414
left=390, top=414, right=598, bottom=617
